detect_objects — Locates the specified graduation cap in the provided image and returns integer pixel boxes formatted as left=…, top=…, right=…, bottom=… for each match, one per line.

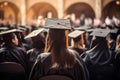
left=68, top=30, right=85, bottom=47
left=0, top=29, right=23, bottom=44
left=74, top=25, right=91, bottom=31
left=109, top=28, right=118, bottom=40
left=0, top=27, right=8, bottom=31
left=44, top=18, right=72, bottom=48
left=90, top=28, right=110, bottom=38
left=44, top=18, right=71, bottom=29
left=68, top=30, right=84, bottom=38
left=0, top=29, right=23, bottom=35
left=24, top=26, right=32, bottom=31
left=20, top=25, right=32, bottom=30
left=24, top=28, right=47, bottom=39
left=85, top=28, right=95, bottom=33
left=109, top=28, right=118, bottom=34
left=17, top=26, right=27, bottom=31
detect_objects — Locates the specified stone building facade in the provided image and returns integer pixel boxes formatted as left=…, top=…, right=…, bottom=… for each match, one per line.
left=0, top=0, right=119, bottom=25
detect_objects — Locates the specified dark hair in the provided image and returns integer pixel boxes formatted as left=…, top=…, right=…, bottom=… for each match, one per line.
left=73, top=36, right=81, bottom=42
left=32, top=34, right=45, bottom=49
left=47, top=29, right=76, bottom=70
left=73, top=35, right=84, bottom=48
left=3, top=33, right=17, bottom=47
left=90, top=37, right=108, bottom=49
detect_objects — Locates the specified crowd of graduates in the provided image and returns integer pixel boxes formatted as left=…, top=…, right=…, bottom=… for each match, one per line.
left=0, top=17, right=120, bottom=80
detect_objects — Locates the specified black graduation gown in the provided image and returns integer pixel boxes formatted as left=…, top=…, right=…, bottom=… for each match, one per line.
left=84, top=34, right=92, bottom=49
left=0, top=44, right=29, bottom=75
left=70, top=47, right=87, bottom=55
left=29, top=51, right=89, bottom=80
left=115, top=48, right=120, bottom=80
left=110, top=39, right=116, bottom=51
left=27, top=48, right=44, bottom=69
left=81, top=39, right=117, bottom=80
left=24, top=38, right=33, bottom=51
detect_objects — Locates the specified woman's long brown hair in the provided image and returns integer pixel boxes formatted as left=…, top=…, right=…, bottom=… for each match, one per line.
left=45, top=29, right=76, bottom=70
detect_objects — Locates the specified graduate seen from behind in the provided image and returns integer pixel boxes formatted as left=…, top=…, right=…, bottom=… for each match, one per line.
left=0, top=29, right=28, bottom=76
left=25, top=28, right=45, bottom=71
left=115, top=35, right=120, bottom=80
left=68, top=30, right=87, bottom=55
left=29, top=18, right=89, bottom=80
left=81, top=28, right=117, bottom=80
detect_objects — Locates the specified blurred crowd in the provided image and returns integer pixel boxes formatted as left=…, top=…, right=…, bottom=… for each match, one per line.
left=0, top=16, right=120, bottom=80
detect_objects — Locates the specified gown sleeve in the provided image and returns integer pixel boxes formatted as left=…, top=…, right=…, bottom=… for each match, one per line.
left=29, top=53, right=50, bottom=80
left=76, top=55, right=90, bottom=80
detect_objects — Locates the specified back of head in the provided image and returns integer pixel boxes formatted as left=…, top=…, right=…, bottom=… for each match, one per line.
left=32, top=34, right=45, bottom=49
left=85, top=30, right=112, bottom=66
left=44, top=18, right=76, bottom=70
left=48, top=29, right=76, bottom=70
left=90, top=37, right=108, bottom=49
left=73, top=36, right=81, bottom=43
left=3, top=33, right=17, bottom=47
left=49, top=29, right=66, bottom=49
left=90, top=28, right=110, bottom=49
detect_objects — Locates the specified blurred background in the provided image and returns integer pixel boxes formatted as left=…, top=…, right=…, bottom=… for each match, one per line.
left=0, top=0, right=120, bottom=27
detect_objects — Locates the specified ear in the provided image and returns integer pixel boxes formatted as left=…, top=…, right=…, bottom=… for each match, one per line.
left=12, top=38, right=15, bottom=43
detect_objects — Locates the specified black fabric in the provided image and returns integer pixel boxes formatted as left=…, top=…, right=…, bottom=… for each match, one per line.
left=70, top=47, right=87, bottom=55
left=39, top=75, right=73, bottom=80
left=27, top=48, right=44, bottom=70
left=0, top=44, right=29, bottom=76
left=32, top=34, right=45, bottom=49
left=27, top=33, right=45, bottom=70
left=29, top=51, right=89, bottom=80
left=24, top=38, right=33, bottom=51
left=84, top=34, right=92, bottom=49
left=81, top=38, right=117, bottom=80
left=110, top=39, right=116, bottom=51
left=115, top=48, right=120, bottom=80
